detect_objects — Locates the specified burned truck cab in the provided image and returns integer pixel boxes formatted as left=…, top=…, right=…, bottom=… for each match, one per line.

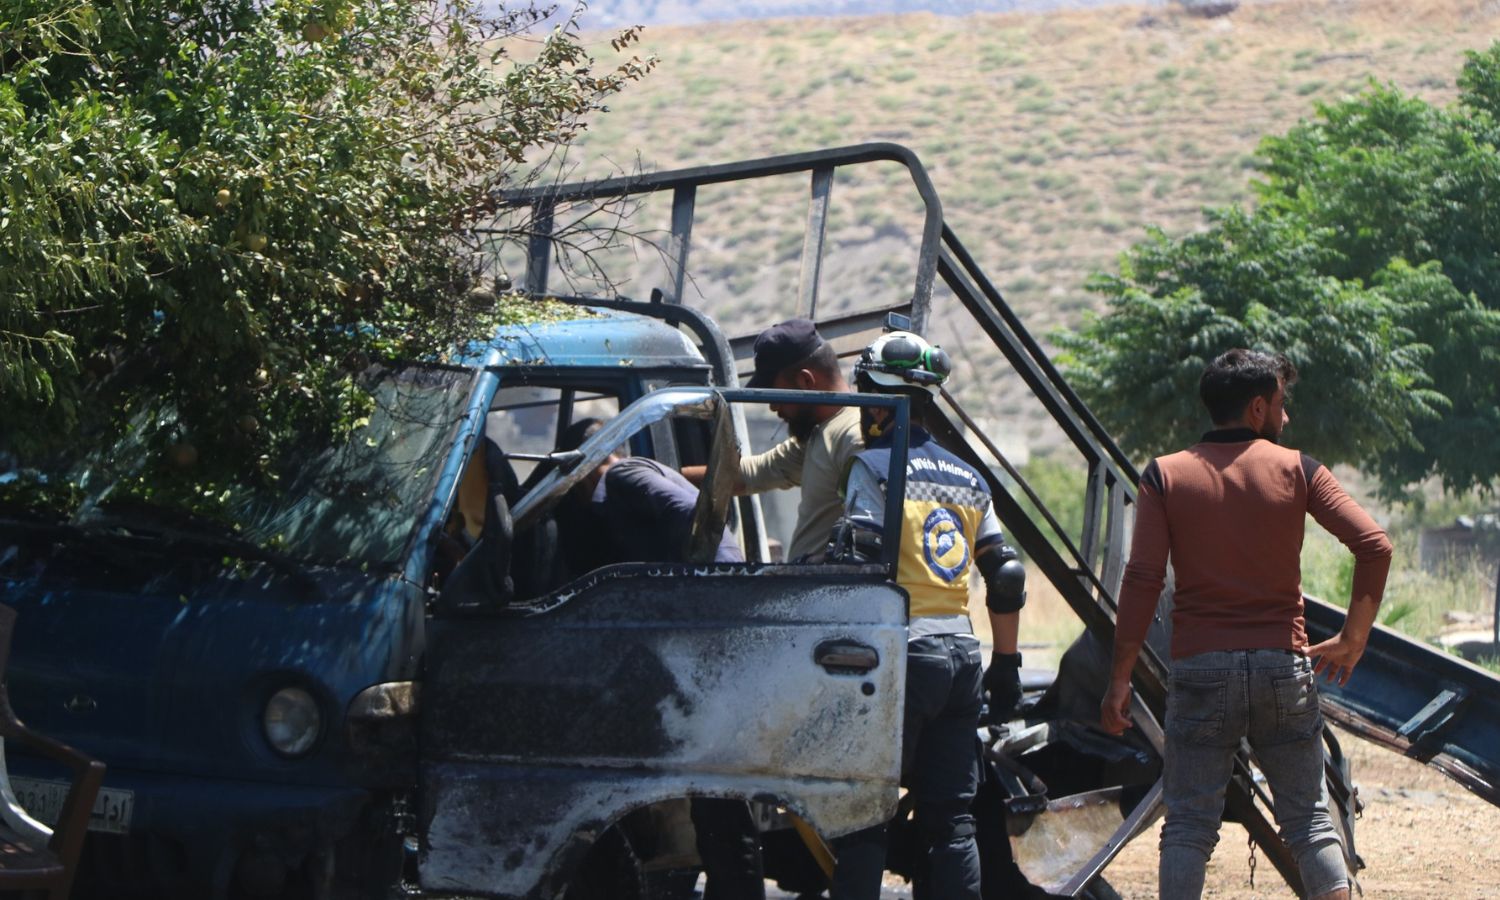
left=416, top=303, right=918, bottom=897
left=0, top=298, right=915, bottom=899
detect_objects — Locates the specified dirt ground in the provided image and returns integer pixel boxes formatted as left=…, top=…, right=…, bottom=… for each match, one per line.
left=972, top=595, right=1500, bottom=898
left=1103, top=729, right=1500, bottom=899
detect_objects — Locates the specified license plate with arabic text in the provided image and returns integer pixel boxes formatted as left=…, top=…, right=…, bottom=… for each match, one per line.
left=9, top=775, right=134, bottom=834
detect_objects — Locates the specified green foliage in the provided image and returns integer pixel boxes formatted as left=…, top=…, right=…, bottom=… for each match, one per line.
left=1302, top=525, right=1494, bottom=643
left=1459, top=43, right=1500, bottom=122
left=1379, top=599, right=1418, bottom=628
left=0, top=0, right=652, bottom=515
left=1061, top=43, right=1500, bottom=496
left=1016, top=455, right=1087, bottom=557
left=1060, top=209, right=1440, bottom=466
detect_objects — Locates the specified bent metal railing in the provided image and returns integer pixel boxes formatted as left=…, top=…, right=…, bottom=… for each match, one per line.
left=491, top=147, right=1157, bottom=674
left=494, top=143, right=1500, bottom=896
left=489, top=144, right=1138, bottom=632
left=491, top=143, right=944, bottom=337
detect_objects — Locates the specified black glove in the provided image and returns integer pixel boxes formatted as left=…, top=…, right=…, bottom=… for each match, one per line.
left=983, top=651, right=1023, bottom=720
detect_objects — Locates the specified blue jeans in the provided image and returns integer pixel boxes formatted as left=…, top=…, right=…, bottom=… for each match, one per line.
left=831, top=633, right=983, bottom=900
left=1160, top=649, right=1348, bottom=899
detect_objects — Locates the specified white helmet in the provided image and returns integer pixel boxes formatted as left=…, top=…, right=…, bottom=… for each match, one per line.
left=854, top=331, right=952, bottom=397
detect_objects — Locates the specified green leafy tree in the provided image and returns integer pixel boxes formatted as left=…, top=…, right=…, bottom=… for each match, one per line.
left=0, top=0, right=651, bottom=514
left=1060, top=43, right=1500, bottom=497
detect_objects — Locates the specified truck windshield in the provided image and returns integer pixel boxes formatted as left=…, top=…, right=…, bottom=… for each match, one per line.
left=4, top=364, right=473, bottom=569
left=219, top=365, right=473, bottom=566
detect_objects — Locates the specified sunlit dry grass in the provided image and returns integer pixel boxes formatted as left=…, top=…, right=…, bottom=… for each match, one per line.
left=537, top=0, right=1500, bottom=666
left=1302, top=523, right=1498, bottom=646
left=544, top=0, right=1500, bottom=457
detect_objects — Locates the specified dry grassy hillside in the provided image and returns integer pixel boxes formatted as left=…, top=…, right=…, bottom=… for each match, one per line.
left=541, top=0, right=1499, bottom=455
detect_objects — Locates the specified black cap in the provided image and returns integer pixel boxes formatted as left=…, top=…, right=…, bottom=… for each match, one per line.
left=747, top=318, right=825, bottom=388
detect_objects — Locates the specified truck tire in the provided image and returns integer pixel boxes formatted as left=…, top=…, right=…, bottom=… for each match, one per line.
left=564, top=828, right=645, bottom=900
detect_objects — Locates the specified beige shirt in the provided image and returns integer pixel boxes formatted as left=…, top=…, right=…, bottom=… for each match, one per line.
left=739, top=406, right=863, bottom=561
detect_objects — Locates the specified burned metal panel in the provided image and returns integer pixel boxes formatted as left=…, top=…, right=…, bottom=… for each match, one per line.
left=419, top=571, right=908, bottom=896
left=1305, top=596, right=1500, bottom=805
left=1008, top=787, right=1129, bottom=895
left=422, top=767, right=885, bottom=898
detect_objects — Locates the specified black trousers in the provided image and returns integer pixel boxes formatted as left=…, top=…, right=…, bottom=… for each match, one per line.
left=831, top=633, right=984, bottom=900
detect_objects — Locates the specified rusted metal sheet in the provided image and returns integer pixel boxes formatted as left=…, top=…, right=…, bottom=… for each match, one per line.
left=419, top=570, right=909, bottom=896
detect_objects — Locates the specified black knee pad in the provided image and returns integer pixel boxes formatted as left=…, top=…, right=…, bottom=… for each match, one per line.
left=918, top=811, right=976, bottom=846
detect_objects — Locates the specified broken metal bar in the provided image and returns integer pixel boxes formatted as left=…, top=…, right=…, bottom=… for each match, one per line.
left=666, top=186, right=696, bottom=304
left=525, top=202, right=554, bottom=296
left=684, top=398, right=741, bottom=564
left=799, top=166, right=834, bottom=319
left=1396, top=687, right=1470, bottom=754
left=1101, top=475, right=1128, bottom=598
left=1129, top=691, right=1165, bottom=758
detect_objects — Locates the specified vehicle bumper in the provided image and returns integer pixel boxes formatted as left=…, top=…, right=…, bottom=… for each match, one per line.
left=9, top=761, right=370, bottom=899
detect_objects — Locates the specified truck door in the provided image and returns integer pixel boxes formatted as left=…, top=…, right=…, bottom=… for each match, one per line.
left=416, top=387, right=911, bottom=898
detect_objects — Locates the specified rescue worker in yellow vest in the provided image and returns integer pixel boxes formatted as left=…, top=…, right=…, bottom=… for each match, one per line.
left=828, top=331, right=1027, bottom=900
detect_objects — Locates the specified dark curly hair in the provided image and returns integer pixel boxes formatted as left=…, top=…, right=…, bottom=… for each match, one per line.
left=1199, top=349, right=1298, bottom=425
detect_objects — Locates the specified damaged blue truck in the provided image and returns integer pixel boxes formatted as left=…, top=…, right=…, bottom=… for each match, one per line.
left=2, top=145, right=1499, bottom=899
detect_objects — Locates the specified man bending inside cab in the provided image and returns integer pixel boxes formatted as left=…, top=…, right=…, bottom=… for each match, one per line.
left=552, top=418, right=763, bottom=900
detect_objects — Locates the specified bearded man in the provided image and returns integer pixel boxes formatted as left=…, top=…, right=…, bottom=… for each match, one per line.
left=686, top=318, right=862, bottom=562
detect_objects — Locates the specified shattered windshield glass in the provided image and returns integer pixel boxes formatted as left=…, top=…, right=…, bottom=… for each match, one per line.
left=2, top=365, right=473, bottom=568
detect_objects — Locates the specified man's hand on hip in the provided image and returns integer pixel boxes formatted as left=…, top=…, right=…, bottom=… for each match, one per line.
left=1099, top=678, right=1133, bottom=735
left=1308, top=632, right=1367, bottom=687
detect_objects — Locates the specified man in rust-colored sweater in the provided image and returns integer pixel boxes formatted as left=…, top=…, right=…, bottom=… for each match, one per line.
left=1100, top=349, right=1392, bottom=900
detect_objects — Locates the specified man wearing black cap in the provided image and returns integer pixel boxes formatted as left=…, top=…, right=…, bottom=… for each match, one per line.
left=690, top=318, right=863, bottom=562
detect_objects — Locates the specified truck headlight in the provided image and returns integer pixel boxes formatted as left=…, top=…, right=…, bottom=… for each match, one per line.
left=264, top=687, right=322, bottom=757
